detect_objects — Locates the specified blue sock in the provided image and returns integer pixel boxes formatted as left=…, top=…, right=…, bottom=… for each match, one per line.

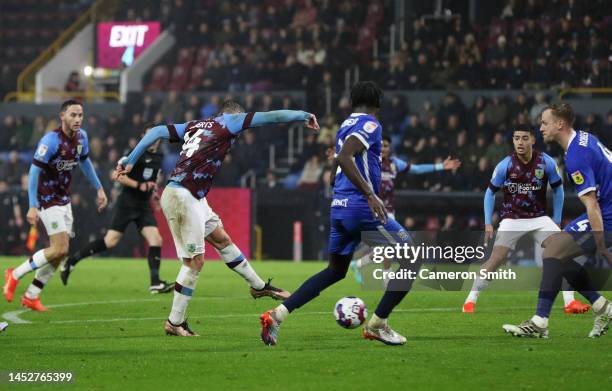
left=536, top=258, right=564, bottom=318
left=282, top=267, right=346, bottom=312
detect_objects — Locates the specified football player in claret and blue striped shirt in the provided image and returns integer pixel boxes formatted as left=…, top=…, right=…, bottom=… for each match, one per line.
left=3, top=100, right=108, bottom=311
left=119, top=100, right=319, bottom=337
left=503, top=103, right=612, bottom=339
left=260, top=81, right=419, bottom=346
left=462, top=125, right=589, bottom=314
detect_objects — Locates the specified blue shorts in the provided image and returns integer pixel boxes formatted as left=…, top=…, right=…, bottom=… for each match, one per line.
left=328, top=214, right=412, bottom=256
left=564, top=211, right=612, bottom=253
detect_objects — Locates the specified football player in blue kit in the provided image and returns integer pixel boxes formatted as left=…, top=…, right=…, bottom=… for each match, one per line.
left=503, top=103, right=612, bottom=338
left=260, top=81, right=418, bottom=346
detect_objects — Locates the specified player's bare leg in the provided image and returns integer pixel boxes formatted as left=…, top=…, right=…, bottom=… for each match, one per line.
left=463, top=245, right=510, bottom=313
left=141, top=226, right=173, bottom=294
left=164, top=254, right=202, bottom=337
left=206, top=226, right=289, bottom=300
left=504, top=232, right=610, bottom=338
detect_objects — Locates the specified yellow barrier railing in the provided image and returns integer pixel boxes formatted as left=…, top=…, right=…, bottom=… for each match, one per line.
left=4, top=90, right=120, bottom=103
left=254, top=225, right=262, bottom=261
left=14, top=0, right=119, bottom=101
left=559, top=88, right=612, bottom=99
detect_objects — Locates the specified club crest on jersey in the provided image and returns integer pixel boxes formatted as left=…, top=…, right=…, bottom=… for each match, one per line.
left=507, top=183, right=518, bottom=193
left=571, top=171, right=584, bottom=185
left=77, top=144, right=83, bottom=154
left=535, top=169, right=544, bottom=179
left=363, top=121, right=377, bottom=133
left=142, top=168, right=153, bottom=180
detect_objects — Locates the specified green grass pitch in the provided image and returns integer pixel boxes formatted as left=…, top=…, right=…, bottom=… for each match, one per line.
left=1, top=257, right=611, bottom=390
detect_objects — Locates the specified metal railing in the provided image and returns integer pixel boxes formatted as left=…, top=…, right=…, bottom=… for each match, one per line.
left=558, top=88, right=612, bottom=99
left=4, top=90, right=120, bottom=103
left=240, top=169, right=257, bottom=188
left=10, top=0, right=119, bottom=102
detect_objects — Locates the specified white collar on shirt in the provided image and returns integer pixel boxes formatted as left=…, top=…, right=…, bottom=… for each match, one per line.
left=565, top=129, right=577, bottom=154
left=351, top=113, right=368, bottom=116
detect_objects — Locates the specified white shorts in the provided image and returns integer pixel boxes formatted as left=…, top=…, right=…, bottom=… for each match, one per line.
left=160, top=186, right=210, bottom=259
left=201, top=199, right=223, bottom=236
left=39, top=204, right=74, bottom=237
left=494, top=216, right=560, bottom=250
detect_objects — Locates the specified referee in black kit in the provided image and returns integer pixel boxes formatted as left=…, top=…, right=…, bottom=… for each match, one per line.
left=61, top=125, right=174, bottom=293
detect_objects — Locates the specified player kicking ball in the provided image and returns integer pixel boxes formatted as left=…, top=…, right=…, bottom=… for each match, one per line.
left=260, top=81, right=419, bottom=346
left=3, top=100, right=108, bottom=311
left=463, top=126, right=590, bottom=314
left=350, top=135, right=461, bottom=284
left=119, top=101, right=319, bottom=336
left=60, top=125, right=174, bottom=293
left=503, top=103, right=612, bottom=338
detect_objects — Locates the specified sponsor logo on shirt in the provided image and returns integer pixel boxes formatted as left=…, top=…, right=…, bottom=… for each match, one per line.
left=56, top=160, right=79, bottom=171
left=331, top=198, right=349, bottom=207
left=506, top=182, right=542, bottom=194
left=571, top=170, right=584, bottom=185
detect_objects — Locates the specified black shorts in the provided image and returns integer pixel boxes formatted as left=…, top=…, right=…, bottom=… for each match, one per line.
left=109, top=206, right=157, bottom=232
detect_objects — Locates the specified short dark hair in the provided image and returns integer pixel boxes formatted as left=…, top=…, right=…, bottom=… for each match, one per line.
left=513, top=124, right=534, bottom=135
left=219, top=100, right=245, bottom=114
left=350, top=81, right=382, bottom=109
left=544, top=103, right=575, bottom=126
left=382, top=134, right=392, bottom=143
left=60, top=99, right=83, bottom=112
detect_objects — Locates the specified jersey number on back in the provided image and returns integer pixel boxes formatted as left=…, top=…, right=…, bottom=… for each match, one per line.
left=182, top=129, right=205, bottom=158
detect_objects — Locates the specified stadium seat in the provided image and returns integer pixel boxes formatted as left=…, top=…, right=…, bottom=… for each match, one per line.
left=187, top=65, right=206, bottom=91
left=146, top=65, right=170, bottom=91
left=168, top=65, right=190, bottom=91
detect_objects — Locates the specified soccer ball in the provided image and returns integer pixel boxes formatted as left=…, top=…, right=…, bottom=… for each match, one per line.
left=334, top=296, right=367, bottom=329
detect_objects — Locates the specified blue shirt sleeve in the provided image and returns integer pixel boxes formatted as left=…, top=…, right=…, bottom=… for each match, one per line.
left=543, top=153, right=562, bottom=187
left=392, top=157, right=409, bottom=172
left=125, top=125, right=177, bottom=166
left=33, top=132, right=59, bottom=164
left=489, top=157, right=510, bottom=191
left=566, top=149, right=597, bottom=196
left=551, top=184, right=564, bottom=225
left=220, top=110, right=311, bottom=135
left=28, top=165, right=42, bottom=208
left=348, top=119, right=381, bottom=149
left=79, top=129, right=90, bottom=160
left=483, top=187, right=496, bottom=225
left=79, top=157, right=103, bottom=190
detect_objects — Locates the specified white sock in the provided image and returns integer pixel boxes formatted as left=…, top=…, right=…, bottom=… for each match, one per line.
left=168, top=265, right=200, bottom=325
left=273, top=304, right=289, bottom=323
left=531, top=315, right=548, bottom=328
left=382, top=267, right=392, bottom=289
left=356, top=254, right=373, bottom=268
left=562, top=291, right=575, bottom=306
left=24, top=263, right=56, bottom=299
left=465, top=277, right=489, bottom=303
left=218, top=244, right=265, bottom=290
left=368, top=313, right=387, bottom=328
left=592, top=296, right=607, bottom=313
left=13, top=250, right=49, bottom=280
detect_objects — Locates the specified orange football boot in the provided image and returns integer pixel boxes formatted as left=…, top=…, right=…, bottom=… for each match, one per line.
left=3, top=268, right=19, bottom=303
left=21, top=296, right=49, bottom=312
left=462, top=302, right=475, bottom=313
left=564, top=300, right=590, bottom=314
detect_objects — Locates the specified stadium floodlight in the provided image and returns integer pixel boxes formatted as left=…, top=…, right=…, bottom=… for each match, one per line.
left=83, top=65, right=93, bottom=77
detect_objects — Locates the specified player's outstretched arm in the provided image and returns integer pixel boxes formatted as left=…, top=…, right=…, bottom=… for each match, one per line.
left=337, top=136, right=387, bottom=223
left=121, top=124, right=186, bottom=173
left=222, top=110, right=319, bottom=134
